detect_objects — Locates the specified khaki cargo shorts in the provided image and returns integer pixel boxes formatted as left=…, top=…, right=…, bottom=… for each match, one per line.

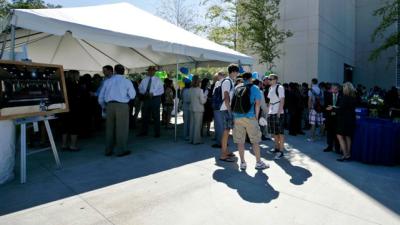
left=233, top=117, right=262, bottom=144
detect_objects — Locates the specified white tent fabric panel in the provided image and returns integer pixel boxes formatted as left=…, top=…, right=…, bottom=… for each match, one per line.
left=9, top=2, right=253, bottom=68
left=9, top=31, right=198, bottom=71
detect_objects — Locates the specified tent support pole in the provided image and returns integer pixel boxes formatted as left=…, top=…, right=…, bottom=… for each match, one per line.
left=50, top=35, right=65, bottom=64
left=81, top=39, right=121, bottom=64
left=174, top=57, right=179, bottom=142
left=0, top=32, right=43, bottom=45
left=0, top=32, right=8, bottom=59
left=129, top=47, right=159, bottom=67
left=75, top=39, right=102, bottom=68
left=10, top=25, right=15, bottom=60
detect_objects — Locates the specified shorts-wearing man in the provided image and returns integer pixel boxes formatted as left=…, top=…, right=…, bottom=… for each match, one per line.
left=267, top=74, right=285, bottom=159
left=219, top=64, right=238, bottom=161
left=232, top=73, right=269, bottom=170
left=308, top=78, right=324, bottom=141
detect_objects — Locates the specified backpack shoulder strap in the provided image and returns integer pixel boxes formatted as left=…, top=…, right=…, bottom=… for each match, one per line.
left=311, top=88, right=317, bottom=96
left=275, top=84, right=280, bottom=98
left=221, top=78, right=233, bottom=91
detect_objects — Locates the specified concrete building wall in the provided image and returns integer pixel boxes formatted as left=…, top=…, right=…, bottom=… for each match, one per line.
left=354, top=0, right=397, bottom=89
left=251, top=0, right=320, bottom=84
left=317, top=0, right=356, bottom=83
left=251, top=0, right=396, bottom=89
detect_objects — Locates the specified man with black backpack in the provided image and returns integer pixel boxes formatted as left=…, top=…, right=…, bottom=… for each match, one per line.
left=307, top=78, right=324, bottom=142
left=231, top=72, right=269, bottom=170
left=267, top=74, right=286, bottom=159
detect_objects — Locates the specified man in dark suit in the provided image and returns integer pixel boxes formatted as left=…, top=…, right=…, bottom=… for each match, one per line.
left=323, top=83, right=341, bottom=152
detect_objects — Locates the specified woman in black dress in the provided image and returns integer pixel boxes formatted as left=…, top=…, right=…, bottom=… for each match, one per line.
left=60, top=70, right=81, bottom=151
left=335, top=82, right=357, bottom=161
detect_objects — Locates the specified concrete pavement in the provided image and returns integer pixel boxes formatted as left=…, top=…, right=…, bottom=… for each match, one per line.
left=0, top=124, right=399, bottom=225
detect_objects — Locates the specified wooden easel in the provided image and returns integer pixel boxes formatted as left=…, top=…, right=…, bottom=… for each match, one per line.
left=15, top=115, right=61, bottom=183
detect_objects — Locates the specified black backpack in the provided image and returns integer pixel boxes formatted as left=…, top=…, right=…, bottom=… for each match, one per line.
left=232, top=83, right=254, bottom=114
left=311, top=89, right=323, bottom=112
left=212, top=79, right=232, bottom=110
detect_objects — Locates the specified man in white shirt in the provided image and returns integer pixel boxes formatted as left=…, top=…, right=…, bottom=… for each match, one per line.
left=308, top=78, right=324, bottom=141
left=138, top=66, right=164, bottom=138
left=267, top=74, right=286, bottom=159
left=98, top=64, right=136, bottom=157
left=218, top=64, right=238, bottom=162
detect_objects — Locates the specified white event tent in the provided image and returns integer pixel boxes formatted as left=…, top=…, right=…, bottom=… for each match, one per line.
left=0, top=3, right=254, bottom=183
left=2, top=2, right=253, bottom=72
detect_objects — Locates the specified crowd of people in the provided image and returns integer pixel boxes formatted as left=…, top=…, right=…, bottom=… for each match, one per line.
left=52, top=63, right=400, bottom=167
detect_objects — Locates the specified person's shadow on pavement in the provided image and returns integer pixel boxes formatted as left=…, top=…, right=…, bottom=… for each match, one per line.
left=274, top=157, right=312, bottom=185
left=213, top=159, right=279, bottom=203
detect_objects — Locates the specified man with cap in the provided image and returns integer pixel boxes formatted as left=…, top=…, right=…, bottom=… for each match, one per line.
left=98, top=64, right=136, bottom=157
left=138, top=66, right=164, bottom=137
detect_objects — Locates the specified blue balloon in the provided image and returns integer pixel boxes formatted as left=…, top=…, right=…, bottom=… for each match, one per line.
left=252, top=72, right=259, bottom=80
left=239, top=65, right=245, bottom=73
left=183, top=77, right=191, bottom=83
left=180, top=67, right=189, bottom=75
left=188, top=74, right=193, bottom=81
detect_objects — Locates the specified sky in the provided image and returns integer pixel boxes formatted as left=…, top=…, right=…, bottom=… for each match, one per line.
left=45, top=0, right=197, bottom=15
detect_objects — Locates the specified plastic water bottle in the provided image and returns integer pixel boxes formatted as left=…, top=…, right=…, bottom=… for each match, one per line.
left=39, top=100, right=46, bottom=111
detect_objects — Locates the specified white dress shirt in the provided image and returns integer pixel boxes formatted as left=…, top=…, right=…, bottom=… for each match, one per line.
left=98, top=74, right=136, bottom=107
left=139, top=75, right=164, bottom=96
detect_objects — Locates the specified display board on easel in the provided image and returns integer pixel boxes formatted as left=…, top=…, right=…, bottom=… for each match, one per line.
left=0, top=60, right=69, bottom=120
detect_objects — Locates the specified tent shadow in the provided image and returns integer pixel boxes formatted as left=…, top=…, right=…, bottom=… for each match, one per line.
left=0, top=124, right=216, bottom=216
left=213, top=159, right=279, bottom=203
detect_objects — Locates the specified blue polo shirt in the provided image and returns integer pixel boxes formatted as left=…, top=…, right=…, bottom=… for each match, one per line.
left=233, top=81, right=261, bottom=119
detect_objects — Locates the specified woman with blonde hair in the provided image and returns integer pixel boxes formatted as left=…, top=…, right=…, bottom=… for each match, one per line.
left=335, top=82, right=357, bottom=161
left=188, top=75, right=207, bottom=144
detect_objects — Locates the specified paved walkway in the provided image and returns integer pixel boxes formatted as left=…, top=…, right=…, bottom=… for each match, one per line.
left=0, top=123, right=399, bottom=225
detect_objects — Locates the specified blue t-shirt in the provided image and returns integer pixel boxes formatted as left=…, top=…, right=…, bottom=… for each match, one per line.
left=233, top=81, right=261, bottom=119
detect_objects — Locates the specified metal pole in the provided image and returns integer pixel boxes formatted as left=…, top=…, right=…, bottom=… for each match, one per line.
left=20, top=123, right=26, bottom=183
left=10, top=25, right=16, bottom=60
left=174, top=57, right=179, bottom=142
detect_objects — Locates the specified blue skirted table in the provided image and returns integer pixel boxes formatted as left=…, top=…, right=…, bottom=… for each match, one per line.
left=351, top=118, right=400, bottom=166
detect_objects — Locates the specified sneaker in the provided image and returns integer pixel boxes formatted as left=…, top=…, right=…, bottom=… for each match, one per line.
left=255, top=161, right=269, bottom=170
left=261, top=136, right=271, bottom=141
left=274, top=151, right=284, bottom=159
left=267, top=148, right=279, bottom=154
left=306, top=138, right=314, bottom=142
left=240, top=162, right=247, bottom=170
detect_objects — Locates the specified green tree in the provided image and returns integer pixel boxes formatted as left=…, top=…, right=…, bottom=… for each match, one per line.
left=200, top=0, right=245, bottom=51
left=369, top=0, right=399, bottom=61
left=0, top=0, right=61, bottom=18
left=239, top=0, right=292, bottom=70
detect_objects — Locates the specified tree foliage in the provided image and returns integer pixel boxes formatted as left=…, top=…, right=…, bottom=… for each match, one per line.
left=370, top=0, right=399, bottom=61
left=157, top=0, right=200, bottom=32
left=0, top=0, right=61, bottom=18
left=239, top=0, right=292, bottom=69
left=199, top=0, right=245, bottom=51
